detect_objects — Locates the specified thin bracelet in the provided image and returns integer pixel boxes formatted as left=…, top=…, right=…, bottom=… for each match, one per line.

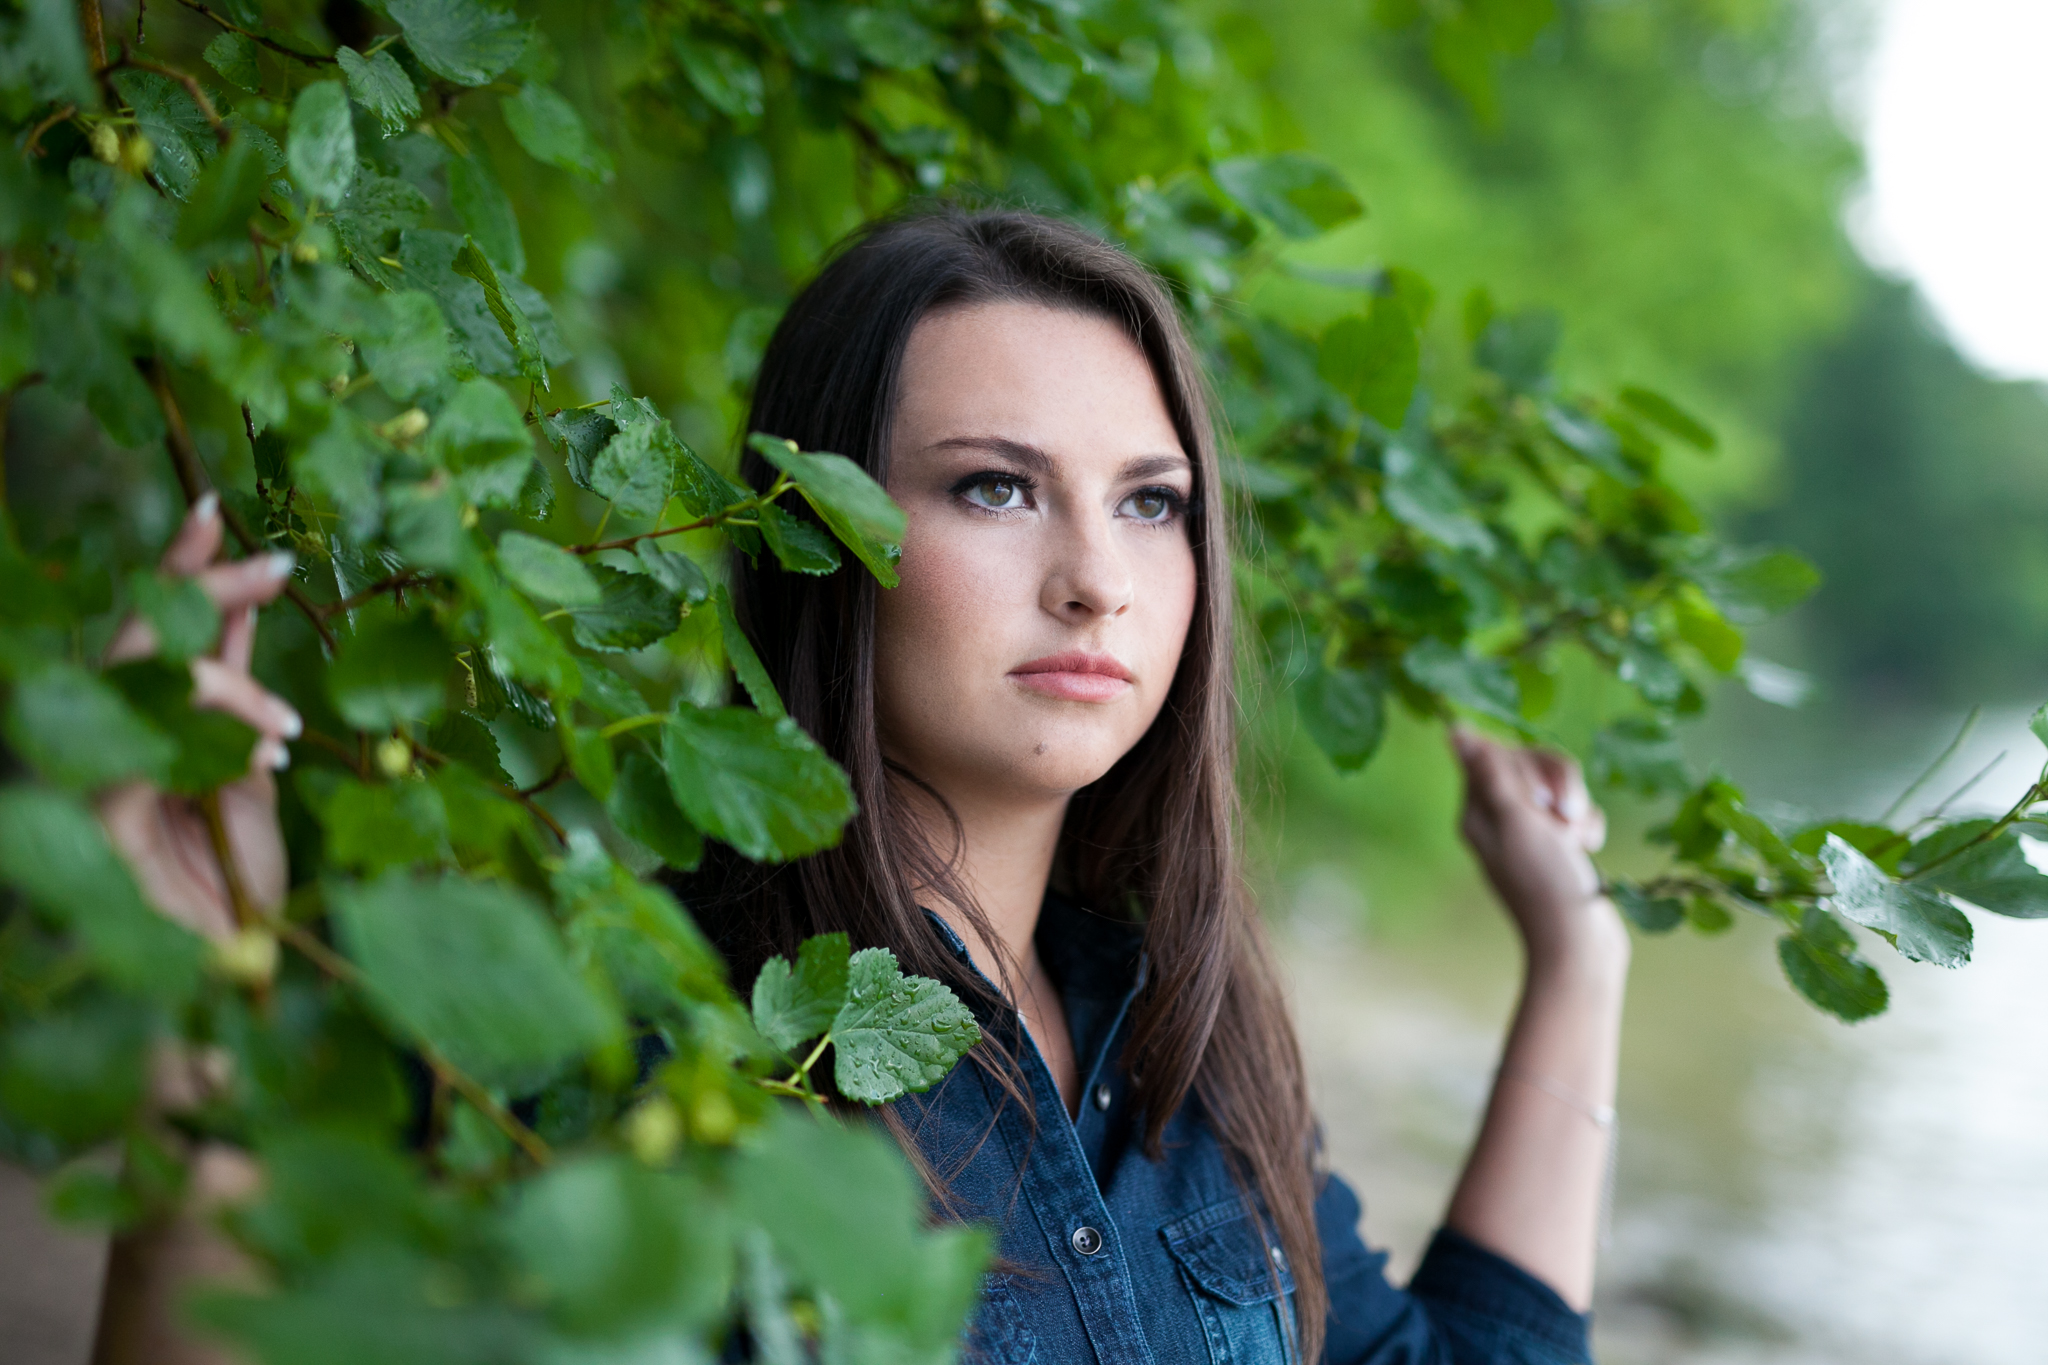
left=1499, top=1067, right=1620, bottom=1249
left=1498, top=1067, right=1616, bottom=1129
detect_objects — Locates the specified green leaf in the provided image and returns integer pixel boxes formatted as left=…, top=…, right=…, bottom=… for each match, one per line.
left=503, top=83, right=613, bottom=182
left=2031, top=703, right=2048, bottom=751
left=1380, top=441, right=1493, bottom=555
left=304, top=772, right=451, bottom=874
left=177, top=134, right=270, bottom=249
left=673, top=38, right=765, bottom=119
left=477, top=580, right=579, bottom=697
left=505, top=1156, right=731, bottom=1333
left=757, top=501, right=840, bottom=575
left=832, top=947, right=980, bottom=1103
left=560, top=722, right=615, bottom=801
left=105, top=659, right=260, bottom=795
left=556, top=835, right=724, bottom=1008
left=1474, top=309, right=1560, bottom=391
left=4, top=662, right=174, bottom=790
left=1541, top=402, right=1636, bottom=484
left=1619, top=385, right=1717, bottom=452
left=197, top=1251, right=531, bottom=1365
left=750, top=931, right=850, bottom=1051
left=540, top=407, right=616, bottom=491
left=991, top=31, right=1075, bottom=104
left=1401, top=639, right=1523, bottom=727
left=1213, top=153, right=1364, bottom=239
left=1689, top=547, right=1821, bottom=625
left=633, top=542, right=711, bottom=603
left=327, top=608, right=450, bottom=732
left=335, top=174, right=431, bottom=291
left=605, top=750, right=703, bottom=870
left=496, top=530, right=599, bottom=606
left=360, top=291, right=453, bottom=403
left=568, top=566, right=679, bottom=653
left=110, top=70, right=210, bottom=199
left=450, top=237, right=545, bottom=383
left=129, top=569, right=221, bottom=662
left=733, top=1108, right=990, bottom=1336
left=1777, top=907, right=1889, bottom=1022
left=0, top=998, right=152, bottom=1147
left=288, top=81, right=358, bottom=206
left=1321, top=299, right=1419, bottom=430
left=845, top=11, right=942, bottom=69
left=1296, top=658, right=1384, bottom=771
left=661, top=706, right=857, bottom=863
left=332, top=871, right=618, bottom=1091
left=1820, top=834, right=1973, bottom=967
left=390, top=0, right=529, bottom=86
left=0, top=785, right=203, bottom=1000
left=428, top=377, right=533, bottom=506
left=447, top=154, right=525, bottom=277
left=716, top=585, right=783, bottom=718
left=1610, top=880, right=1685, bottom=933
left=589, top=422, right=675, bottom=522
left=748, top=435, right=905, bottom=586
left=1590, top=715, right=1691, bottom=796
left=1902, top=821, right=2048, bottom=919
left=338, top=46, right=422, bottom=138
left=203, top=31, right=261, bottom=92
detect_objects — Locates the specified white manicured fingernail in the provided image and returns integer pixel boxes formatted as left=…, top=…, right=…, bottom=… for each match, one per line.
left=263, top=551, right=295, bottom=579
left=278, top=707, right=303, bottom=739
left=258, top=739, right=290, bottom=771
left=194, top=491, right=218, bottom=521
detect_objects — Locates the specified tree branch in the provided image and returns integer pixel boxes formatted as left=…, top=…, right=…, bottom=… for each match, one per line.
left=105, top=50, right=230, bottom=146
left=78, top=0, right=106, bottom=71
left=140, top=357, right=338, bottom=653
left=22, top=103, right=77, bottom=157
left=317, top=571, right=435, bottom=619
left=172, top=0, right=337, bottom=66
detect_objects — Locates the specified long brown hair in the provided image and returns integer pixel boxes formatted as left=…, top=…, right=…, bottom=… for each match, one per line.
left=674, top=208, right=1324, bottom=1354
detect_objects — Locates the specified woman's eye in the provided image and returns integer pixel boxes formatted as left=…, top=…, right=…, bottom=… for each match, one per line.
left=966, top=478, right=1027, bottom=510
left=1122, top=488, right=1180, bottom=522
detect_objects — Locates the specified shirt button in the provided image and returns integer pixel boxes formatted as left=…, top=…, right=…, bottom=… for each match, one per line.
left=1270, top=1244, right=1288, bottom=1271
left=1071, top=1225, right=1104, bottom=1256
left=1093, top=1083, right=1112, bottom=1112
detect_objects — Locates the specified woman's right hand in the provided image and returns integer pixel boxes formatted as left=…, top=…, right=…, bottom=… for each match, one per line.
left=96, top=493, right=299, bottom=941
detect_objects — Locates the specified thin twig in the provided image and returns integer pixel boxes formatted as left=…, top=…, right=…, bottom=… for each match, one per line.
left=1880, top=705, right=1981, bottom=826
left=564, top=511, right=719, bottom=556
left=273, top=922, right=553, bottom=1166
left=140, top=357, right=338, bottom=653
left=421, top=1046, right=554, bottom=1166
left=1915, top=751, right=2009, bottom=832
left=22, top=103, right=77, bottom=157
left=172, top=0, right=337, bottom=65
left=197, top=791, right=258, bottom=930
left=517, top=762, right=569, bottom=798
left=78, top=0, right=106, bottom=70
left=412, top=739, right=571, bottom=846
left=317, top=571, right=434, bottom=619
left=134, top=0, right=145, bottom=47
left=299, top=727, right=369, bottom=777
left=1905, top=771, right=2048, bottom=882
left=106, top=50, right=230, bottom=146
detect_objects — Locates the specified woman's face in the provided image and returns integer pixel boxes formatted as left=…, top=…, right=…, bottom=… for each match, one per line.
left=875, top=301, right=1199, bottom=809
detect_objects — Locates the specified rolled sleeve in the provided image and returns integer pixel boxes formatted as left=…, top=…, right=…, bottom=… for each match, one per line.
left=1318, top=1173, right=1593, bottom=1365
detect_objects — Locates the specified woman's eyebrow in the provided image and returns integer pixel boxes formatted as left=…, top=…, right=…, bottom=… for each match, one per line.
left=926, top=435, right=1055, bottom=475
left=1119, top=452, right=1192, bottom=482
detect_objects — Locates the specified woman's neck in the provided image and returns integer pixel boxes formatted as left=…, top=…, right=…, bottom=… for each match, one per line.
left=899, top=781, right=1069, bottom=990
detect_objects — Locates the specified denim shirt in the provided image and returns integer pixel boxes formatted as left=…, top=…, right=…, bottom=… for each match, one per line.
left=900, top=896, right=1593, bottom=1365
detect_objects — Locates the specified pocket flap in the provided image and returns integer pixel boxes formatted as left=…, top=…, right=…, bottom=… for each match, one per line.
left=1160, top=1198, right=1296, bottom=1307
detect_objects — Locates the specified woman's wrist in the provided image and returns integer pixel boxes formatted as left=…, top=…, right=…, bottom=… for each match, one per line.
left=1518, top=894, right=1632, bottom=993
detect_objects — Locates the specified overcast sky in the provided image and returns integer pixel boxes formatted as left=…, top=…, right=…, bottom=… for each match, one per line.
left=1857, top=0, right=2048, bottom=382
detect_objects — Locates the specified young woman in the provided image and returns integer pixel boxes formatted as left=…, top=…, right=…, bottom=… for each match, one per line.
left=107, top=209, right=1627, bottom=1364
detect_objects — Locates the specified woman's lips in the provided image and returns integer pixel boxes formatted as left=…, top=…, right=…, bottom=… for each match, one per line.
left=1008, top=651, right=1135, bottom=702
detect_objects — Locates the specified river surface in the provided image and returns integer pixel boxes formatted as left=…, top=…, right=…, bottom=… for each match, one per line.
left=1281, top=699, right=2048, bottom=1364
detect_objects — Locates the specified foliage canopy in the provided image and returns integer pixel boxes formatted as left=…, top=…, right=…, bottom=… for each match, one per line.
left=3, top=0, right=2047, bottom=1357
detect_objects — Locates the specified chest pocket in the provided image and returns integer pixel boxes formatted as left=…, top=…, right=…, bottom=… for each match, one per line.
left=1162, top=1199, right=1299, bottom=1365
left=962, top=1273, right=1036, bottom=1365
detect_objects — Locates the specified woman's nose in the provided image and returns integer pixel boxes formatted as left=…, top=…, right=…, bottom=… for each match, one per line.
left=1041, top=508, right=1134, bottom=620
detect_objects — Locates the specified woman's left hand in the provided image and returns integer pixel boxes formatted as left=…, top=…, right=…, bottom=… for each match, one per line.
left=1450, top=727, right=1625, bottom=973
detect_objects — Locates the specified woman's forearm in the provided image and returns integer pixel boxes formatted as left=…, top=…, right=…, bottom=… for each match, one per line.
left=1443, top=917, right=1630, bottom=1311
